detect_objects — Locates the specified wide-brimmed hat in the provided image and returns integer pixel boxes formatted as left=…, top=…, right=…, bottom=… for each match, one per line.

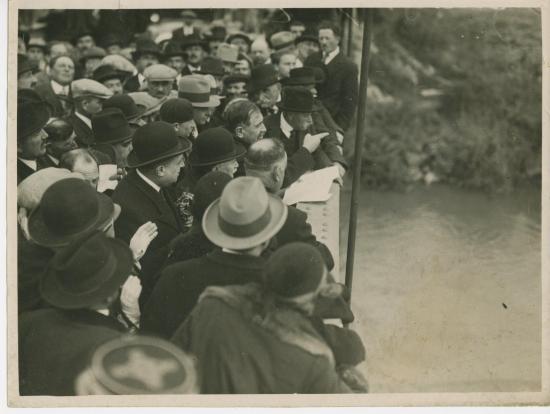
left=226, top=32, right=252, bottom=46
left=202, top=176, right=288, bottom=250
left=18, top=89, right=51, bottom=139
left=92, top=64, right=127, bottom=84
left=103, top=94, right=146, bottom=122
left=278, top=85, right=321, bottom=113
left=247, top=64, right=280, bottom=93
left=132, top=38, right=162, bottom=60
left=180, top=34, right=207, bottom=51
left=92, top=108, right=134, bottom=145
left=127, top=121, right=191, bottom=168
left=196, top=56, right=224, bottom=77
left=159, top=98, right=194, bottom=124
left=127, top=92, right=167, bottom=117
left=189, top=127, right=245, bottom=167
left=178, top=75, right=220, bottom=108
left=40, top=230, right=133, bottom=309
left=28, top=178, right=115, bottom=248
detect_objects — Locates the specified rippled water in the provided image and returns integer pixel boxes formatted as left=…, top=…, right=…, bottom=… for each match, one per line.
left=338, top=184, right=541, bottom=392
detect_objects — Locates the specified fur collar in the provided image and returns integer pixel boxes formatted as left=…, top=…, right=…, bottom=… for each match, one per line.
left=199, top=283, right=335, bottom=365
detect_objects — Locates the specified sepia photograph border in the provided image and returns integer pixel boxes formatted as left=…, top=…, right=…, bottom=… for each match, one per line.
left=5, top=0, right=550, bottom=407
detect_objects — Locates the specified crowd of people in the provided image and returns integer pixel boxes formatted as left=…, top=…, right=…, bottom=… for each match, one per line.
left=16, top=9, right=366, bottom=395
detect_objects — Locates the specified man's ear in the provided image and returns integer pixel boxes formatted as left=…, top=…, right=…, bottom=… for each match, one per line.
left=156, top=164, right=165, bottom=177
left=235, top=126, right=244, bottom=138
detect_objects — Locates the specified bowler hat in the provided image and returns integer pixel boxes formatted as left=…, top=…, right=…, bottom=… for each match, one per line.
left=162, top=40, right=185, bottom=58
left=132, top=38, right=162, bottom=60
left=278, top=85, right=320, bottom=113
left=127, top=121, right=191, bottom=168
left=197, top=56, right=224, bottom=77
left=18, top=53, right=38, bottom=76
left=159, top=98, right=194, bottom=124
left=93, top=64, right=127, bottom=84
left=28, top=178, right=115, bottom=247
left=178, top=75, right=220, bottom=108
left=247, top=64, right=280, bottom=93
left=264, top=242, right=326, bottom=299
left=283, top=67, right=316, bottom=86
left=103, top=94, right=145, bottom=122
left=92, top=108, right=134, bottom=145
left=180, top=35, right=207, bottom=51
left=40, top=230, right=133, bottom=309
left=202, top=176, right=288, bottom=250
left=189, top=127, right=245, bottom=167
left=226, top=32, right=251, bottom=46
left=18, top=89, right=51, bottom=139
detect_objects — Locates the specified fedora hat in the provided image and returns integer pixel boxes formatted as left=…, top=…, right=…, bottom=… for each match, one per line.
left=93, top=64, right=127, bottom=84
left=283, top=67, right=316, bottom=86
left=28, top=178, right=115, bottom=248
left=277, top=85, right=321, bottom=113
left=202, top=176, right=288, bottom=250
left=103, top=94, right=146, bottom=123
left=127, top=121, right=191, bottom=168
left=18, top=89, right=51, bottom=139
left=189, top=127, right=245, bottom=167
left=132, top=38, right=162, bottom=60
left=247, top=64, right=280, bottom=93
left=162, top=40, right=185, bottom=58
left=178, top=75, right=220, bottom=108
left=40, top=230, right=133, bottom=309
left=92, top=108, right=133, bottom=145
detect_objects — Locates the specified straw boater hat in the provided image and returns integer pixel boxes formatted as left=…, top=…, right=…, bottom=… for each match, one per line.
left=202, top=176, right=288, bottom=250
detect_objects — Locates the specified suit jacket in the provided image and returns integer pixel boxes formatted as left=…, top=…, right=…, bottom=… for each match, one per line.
left=68, top=112, right=94, bottom=148
left=112, top=170, right=184, bottom=305
left=306, top=51, right=358, bottom=131
left=19, top=308, right=125, bottom=395
left=17, top=157, right=50, bottom=184
left=34, top=72, right=71, bottom=118
left=141, top=249, right=265, bottom=339
left=18, top=237, right=54, bottom=314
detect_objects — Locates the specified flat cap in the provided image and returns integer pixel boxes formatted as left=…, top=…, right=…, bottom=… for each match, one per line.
left=71, top=79, right=114, bottom=100
left=270, top=31, right=295, bottom=51
left=160, top=98, right=194, bottom=123
left=144, top=64, right=178, bottom=81
left=80, top=46, right=107, bottom=62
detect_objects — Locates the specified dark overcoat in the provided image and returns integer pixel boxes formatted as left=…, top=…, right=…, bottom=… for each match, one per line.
left=68, top=112, right=95, bottom=148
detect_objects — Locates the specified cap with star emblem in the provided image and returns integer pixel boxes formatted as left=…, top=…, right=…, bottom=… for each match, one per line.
left=75, top=336, right=198, bottom=395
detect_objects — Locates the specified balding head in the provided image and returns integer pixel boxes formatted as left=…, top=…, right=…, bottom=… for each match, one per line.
left=59, top=149, right=99, bottom=189
left=245, top=138, right=287, bottom=193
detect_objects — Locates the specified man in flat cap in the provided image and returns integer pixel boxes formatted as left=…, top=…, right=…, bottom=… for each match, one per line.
left=80, top=46, right=107, bottom=79
left=68, top=78, right=114, bottom=147
left=143, top=64, right=178, bottom=100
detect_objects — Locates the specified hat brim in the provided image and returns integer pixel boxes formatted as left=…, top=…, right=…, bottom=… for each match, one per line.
left=126, top=105, right=147, bottom=122
left=28, top=193, right=115, bottom=248
left=20, top=104, right=51, bottom=139
left=202, top=194, right=288, bottom=250
left=189, top=142, right=246, bottom=167
left=40, top=237, right=133, bottom=309
left=190, top=95, right=221, bottom=108
left=95, top=129, right=134, bottom=145
left=247, top=79, right=280, bottom=94
left=126, top=138, right=191, bottom=168
left=277, top=101, right=323, bottom=113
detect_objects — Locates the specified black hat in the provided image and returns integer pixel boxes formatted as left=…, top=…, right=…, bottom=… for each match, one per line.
left=101, top=33, right=123, bottom=49
left=132, top=38, right=162, bottom=60
left=72, top=29, right=95, bottom=45
left=103, top=94, right=146, bottom=123
left=28, top=178, right=115, bottom=248
left=189, top=127, right=245, bottom=167
left=223, top=74, right=249, bottom=86
left=278, top=86, right=320, bottom=113
left=205, top=26, right=227, bottom=42
left=92, top=108, right=134, bottom=145
left=159, top=98, right=194, bottom=124
left=181, top=34, right=207, bottom=51
left=247, top=64, right=280, bottom=94
left=92, top=64, right=127, bottom=84
left=127, top=121, right=191, bottom=168
left=191, top=171, right=232, bottom=220
left=295, top=32, right=319, bottom=46
left=162, top=40, right=186, bottom=58
left=196, top=56, right=224, bottom=77
left=18, top=89, right=51, bottom=139
left=40, top=230, right=133, bottom=309
left=283, top=67, right=316, bottom=86
left=18, top=53, right=38, bottom=76
left=226, top=32, right=251, bottom=46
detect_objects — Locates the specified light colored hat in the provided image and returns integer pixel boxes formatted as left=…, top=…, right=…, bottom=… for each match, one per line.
left=71, top=79, right=113, bottom=100
left=216, top=43, right=239, bottom=64
left=17, top=167, right=83, bottom=211
left=270, top=31, right=295, bottom=51
left=177, top=75, right=220, bottom=108
left=155, top=32, right=173, bottom=45
left=128, top=92, right=165, bottom=117
left=202, top=176, right=288, bottom=250
left=144, top=64, right=178, bottom=81
left=100, top=54, right=137, bottom=76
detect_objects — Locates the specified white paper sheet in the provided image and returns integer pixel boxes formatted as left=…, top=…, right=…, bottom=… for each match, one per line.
left=97, top=164, right=119, bottom=193
left=282, top=165, right=339, bottom=205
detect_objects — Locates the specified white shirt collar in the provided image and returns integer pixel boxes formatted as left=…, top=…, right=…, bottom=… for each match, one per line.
left=51, top=79, right=70, bottom=95
left=18, top=158, right=37, bottom=171
left=187, top=64, right=200, bottom=73
left=47, top=154, right=59, bottom=165
left=183, top=25, right=194, bottom=36
left=136, top=168, right=161, bottom=192
left=324, top=46, right=340, bottom=65
left=138, top=72, right=146, bottom=86
left=75, top=111, right=92, bottom=129
left=280, top=113, right=293, bottom=139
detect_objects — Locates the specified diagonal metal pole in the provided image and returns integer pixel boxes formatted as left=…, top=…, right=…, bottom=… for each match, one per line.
left=345, top=9, right=373, bottom=301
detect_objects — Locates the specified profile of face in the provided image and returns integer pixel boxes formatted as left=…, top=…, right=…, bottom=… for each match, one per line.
left=50, top=56, right=75, bottom=86
left=297, top=40, right=319, bottom=61
left=166, top=56, right=185, bottom=73
left=237, top=110, right=266, bottom=145
left=157, top=153, right=185, bottom=186
left=48, top=132, right=78, bottom=159
left=290, top=25, right=306, bottom=38
left=185, top=45, right=205, bottom=66
left=76, top=35, right=95, bottom=51
left=26, top=46, right=44, bottom=64
left=81, top=97, right=103, bottom=116
left=107, top=44, right=121, bottom=55
left=233, top=59, right=251, bottom=77
left=272, top=153, right=288, bottom=193
left=18, top=70, right=37, bottom=89
left=112, top=138, right=133, bottom=168
left=193, top=107, right=212, bottom=126
left=148, top=80, right=173, bottom=99
left=136, top=53, right=159, bottom=73
left=212, top=158, right=238, bottom=177
left=49, top=43, right=70, bottom=59
left=256, top=83, right=280, bottom=109
left=18, top=129, right=48, bottom=159
left=175, top=119, right=197, bottom=140
left=225, top=81, right=247, bottom=99
left=286, top=111, right=313, bottom=132
left=230, top=38, right=249, bottom=55
left=208, top=40, right=222, bottom=56
left=318, top=28, right=339, bottom=55
left=103, top=78, right=124, bottom=95
left=277, top=54, right=297, bottom=78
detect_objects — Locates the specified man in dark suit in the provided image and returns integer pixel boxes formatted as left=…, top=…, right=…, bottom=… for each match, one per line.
left=124, top=39, right=161, bottom=93
left=112, top=122, right=191, bottom=306
left=171, top=10, right=200, bottom=45
left=18, top=231, right=131, bottom=395
left=306, top=21, right=359, bottom=132
left=140, top=176, right=288, bottom=339
left=34, top=55, right=76, bottom=117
